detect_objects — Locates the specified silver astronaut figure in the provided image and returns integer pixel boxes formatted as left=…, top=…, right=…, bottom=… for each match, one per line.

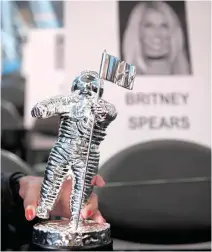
left=31, top=71, right=117, bottom=228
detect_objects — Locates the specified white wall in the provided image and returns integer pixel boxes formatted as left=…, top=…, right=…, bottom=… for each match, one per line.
left=65, top=1, right=211, bottom=167
left=23, top=29, right=65, bottom=128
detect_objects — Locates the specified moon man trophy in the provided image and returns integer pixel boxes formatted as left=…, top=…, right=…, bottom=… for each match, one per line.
left=30, top=50, right=136, bottom=251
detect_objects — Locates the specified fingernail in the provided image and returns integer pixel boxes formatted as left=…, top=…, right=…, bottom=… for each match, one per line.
left=25, top=207, right=34, bottom=221
left=87, top=210, right=92, bottom=217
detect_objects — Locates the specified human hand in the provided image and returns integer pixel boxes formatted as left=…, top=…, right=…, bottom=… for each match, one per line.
left=19, top=175, right=106, bottom=224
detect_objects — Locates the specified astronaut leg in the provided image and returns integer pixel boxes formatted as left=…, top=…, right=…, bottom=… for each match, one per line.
left=69, top=156, right=99, bottom=228
left=69, top=159, right=87, bottom=228
left=36, top=160, right=72, bottom=219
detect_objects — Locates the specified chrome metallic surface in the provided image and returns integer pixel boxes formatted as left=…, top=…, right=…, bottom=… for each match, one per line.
left=33, top=220, right=111, bottom=247
left=99, top=50, right=136, bottom=90
left=31, top=50, right=136, bottom=247
left=31, top=74, right=117, bottom=224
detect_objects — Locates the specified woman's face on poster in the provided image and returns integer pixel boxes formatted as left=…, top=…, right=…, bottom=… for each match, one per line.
left=140, top=8, right=171, bottom=58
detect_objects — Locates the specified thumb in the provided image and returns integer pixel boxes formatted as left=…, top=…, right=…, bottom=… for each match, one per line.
left=23, top=189, right=40, bottom=221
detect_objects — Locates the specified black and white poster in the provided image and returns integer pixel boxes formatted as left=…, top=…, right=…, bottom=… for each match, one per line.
left=119, top=1, right=192, bottom=75
left=65, top=0, right=210, bottom=167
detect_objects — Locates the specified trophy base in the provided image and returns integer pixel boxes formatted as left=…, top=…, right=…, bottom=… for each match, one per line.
left=30, top=241, right=113, bottom=251
left=31, top=219, right=113, bottom=251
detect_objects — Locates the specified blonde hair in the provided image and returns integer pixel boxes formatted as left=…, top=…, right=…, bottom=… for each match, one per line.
left=122, top=1, right=190, bottom=74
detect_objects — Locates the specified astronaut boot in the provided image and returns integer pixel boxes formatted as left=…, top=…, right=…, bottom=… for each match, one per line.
left=36, top=204, right=50, bottom=219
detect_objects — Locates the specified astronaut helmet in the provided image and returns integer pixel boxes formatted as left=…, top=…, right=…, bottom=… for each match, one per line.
left=71, top=71, right=104, bottom=97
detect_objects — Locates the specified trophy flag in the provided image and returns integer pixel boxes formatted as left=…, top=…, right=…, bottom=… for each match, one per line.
left=99, top=50, right=136, bottom=90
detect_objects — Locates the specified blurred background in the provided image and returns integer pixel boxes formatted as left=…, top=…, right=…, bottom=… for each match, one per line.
left=1, top=0, right=211, bottom=250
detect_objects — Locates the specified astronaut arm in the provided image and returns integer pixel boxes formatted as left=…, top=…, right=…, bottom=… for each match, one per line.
left=92, top=99, right=117, bottom=125
left=31, top=95, right=72, bottom=119
left=103, top=102, right=117, bottom=123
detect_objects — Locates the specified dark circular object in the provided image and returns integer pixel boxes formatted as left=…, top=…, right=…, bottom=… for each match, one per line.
left=1, top=149, right=35, bottom=175
left=96, top=140, right=211, bottom=243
